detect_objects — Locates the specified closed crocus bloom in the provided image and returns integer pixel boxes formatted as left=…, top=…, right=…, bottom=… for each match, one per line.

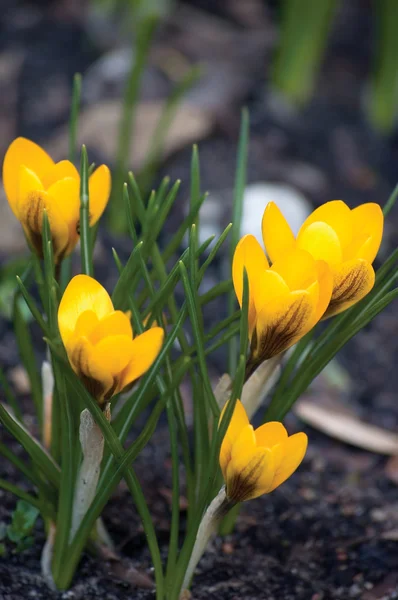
left=2, top=137, right=111, bottom=262
left=58, top=275, right=164, bottom=405
left=233, top=235, right=333, bottom=372
left=262, top=200, right=383, bottom=318
left=220, top=400, right=307, bottom=502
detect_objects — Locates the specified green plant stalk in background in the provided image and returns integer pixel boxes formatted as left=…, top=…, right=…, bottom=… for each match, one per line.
left=273, top=0, right=338, bottom=105
left=369, top=0, right=398, bottom=133
left=109, top=15, right=158, bottom=233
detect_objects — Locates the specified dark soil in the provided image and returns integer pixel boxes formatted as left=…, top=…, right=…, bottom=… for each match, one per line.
left=1, top=1, right=398, bottom=599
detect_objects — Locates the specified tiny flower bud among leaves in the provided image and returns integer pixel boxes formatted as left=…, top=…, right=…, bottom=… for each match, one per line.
left=233, top=235, right=333, bottom=370
left=58, top=275, right=164, bottom=404
left=219, top=400, right=307, bottom=502
left=2, top=137, right=111, bottom=262
left=262, top=200, right=384, bottom=317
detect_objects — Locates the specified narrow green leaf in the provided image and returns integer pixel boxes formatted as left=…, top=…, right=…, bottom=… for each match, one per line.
left=13, top=296, right=43, bottom=428
left=0, top=403, right=60, bottom=488
left=0, top=480, right=42, bottom=511
left=0, top=368, right=22, bottom=422
left=79, top=145, right=92, bottom=276
left=16, top=277, right=48, bottom=334
left=228, top=109, right=249, bottom=374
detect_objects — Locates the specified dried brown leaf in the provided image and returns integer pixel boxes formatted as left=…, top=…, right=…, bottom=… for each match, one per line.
left=295, top=399, right=398, bottom=455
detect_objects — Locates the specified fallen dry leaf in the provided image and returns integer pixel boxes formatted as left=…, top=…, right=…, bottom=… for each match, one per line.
left=295, top=398, right=398, bottom=455
left=46, top=100, right=213, bottom=171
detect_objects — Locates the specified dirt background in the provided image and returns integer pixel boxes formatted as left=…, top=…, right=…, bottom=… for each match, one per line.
left=0, top=1, right=398, bottom=599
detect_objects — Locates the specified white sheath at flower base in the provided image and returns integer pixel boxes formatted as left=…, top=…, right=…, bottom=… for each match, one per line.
left=41, top=360, right=54, bottom=449
left=180, top=486, right=233, bottom=597
left=214, top=355, right=281, bottom=420
left=70, top=406, right=110, bottom=541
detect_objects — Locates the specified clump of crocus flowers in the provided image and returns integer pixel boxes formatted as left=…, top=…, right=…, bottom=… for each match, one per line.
left=1, top=133, right=388, bottom=597
left=58, top=275, right=164, bottom=405
left=3, top=137, right=111, bottom=262
left=233, top=200, right=383, bottom=374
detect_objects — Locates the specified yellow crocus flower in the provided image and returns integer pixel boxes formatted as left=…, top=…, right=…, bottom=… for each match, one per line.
left=262, top=200, right=384, bottom=317
left=233, top=235, right=333, bottom=370
left=220, top=400, right=307, bottom=502
left=2, top=137, right=111, bottom=262
left=58, top=275, right=164, bottom=405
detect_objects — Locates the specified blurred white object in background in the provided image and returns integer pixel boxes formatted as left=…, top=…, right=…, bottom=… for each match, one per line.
left=241, top=182, right=312, bottom=244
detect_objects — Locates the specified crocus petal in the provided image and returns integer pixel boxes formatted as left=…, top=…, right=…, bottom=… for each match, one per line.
left=324, top=259, right=375, bottom=318
left=312, top=260, right=333, bottom=322
left=219, top=399, right=250, bottom=478
left=297, top=221, right=342, bottom=266
left=68, top=336, right=113, bottom=402
left=3, top=137, right=54, bottom=215
left=90, top=335, right=135, bottom=377
left=300, top=200, right=352, bottom=249
left=253, top=270, right=290, bottom=316
left=227, top=425, right=275, bottom=501
left=269, top=432, right=308, bottom=492
left=119, top=327, right=164, bottom=390
left=47, top=177, right=81, bottom=253
left=58, top=275, right=114, bottom=346
left=350, top=203, right=383, bottom=263
left=254, top=290, right=316, bottom=360
left=90, top=310, right=133, bottom=345
left=262, top=201, right=296, bottom=263
left=271, top=249, right=318, bottom=291
left=254, top=421, right=288, bottom=449
left=232, top=235, right=269, bottom=334
left=17, top=167, right=69, bottom=259
left=41, top=160, right=79, bottom=189
left=74, top=310, right=99, bottom=339
left=88, top=165, right=111, bottom=225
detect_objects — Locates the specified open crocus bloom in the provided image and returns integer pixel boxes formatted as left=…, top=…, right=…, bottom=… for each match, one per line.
left=220, top=400, right=307, bottom=502
left=262, top=200, right=384, bottom=317
left=233, top=235, right=332, bottom=371
left=58, top=275, right=164, bottom=405
left=2, top=137, right=111, bottom=262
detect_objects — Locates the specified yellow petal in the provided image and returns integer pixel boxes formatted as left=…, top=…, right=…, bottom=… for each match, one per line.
left=324, top=259, right=375, bottom=318
left=58, top=275, right=114, bottom=346
left=349, top=203, right=383, bottom=263
left=271, top=249, right=318, bottom=291
left=312, top=260, right=333, bottom=323
left=67, top=335, right=113, bottom=402
left=232, top=235, right=269, bottom=334
left=41, top=160, right=79, bottom=189
left=17, top=167, right=69, bottom=259
left=18, top=165, right=44, bottom=204
left=261, top=202, right=296, bottom=263
left=300, top=200, right=352, bottom=249
left=119, top=327, right=164, bottom=390
left=254, top=290, right=316, bottom=360
left=219, top=399, right=250, bottom=478
left=297, top=221, right=342, bottom=266
left=88, top=165, right=111, bottom=225
left=74, top=310, right=99, bottom=339
left=46, top=177, right=81, bottom=254
left=254, top=421, right=288, bottom=449
left=90, top=310, right=133, bottom=345
left=90, top=335, right=134, bottom=377
left=227, top=425, right=275, bottom=501
left=3, top=137, right=54, bottom=216
left=269, top=432, right=308, bottom=492
left=253, top=270, right=290, bottom=316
